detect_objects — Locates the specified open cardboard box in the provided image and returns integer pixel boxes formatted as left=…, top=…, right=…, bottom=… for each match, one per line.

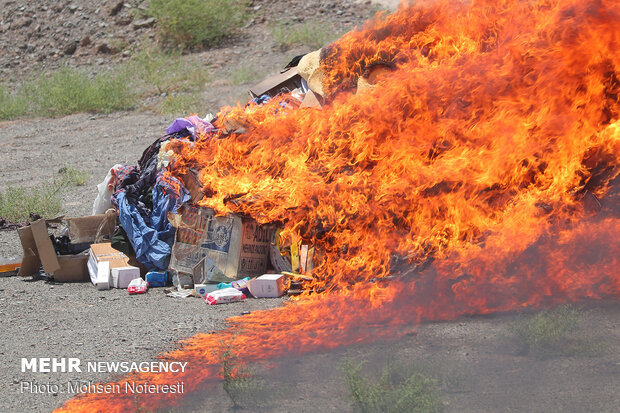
left=66, top=211, right=115, bottom=243
left=17, top=213, right=116, bottom=282
left=18, top=219, right=89, bottom=282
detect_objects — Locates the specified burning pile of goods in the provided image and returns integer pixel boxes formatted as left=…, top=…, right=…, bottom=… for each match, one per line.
left=13, top=0, right=620, bottom=410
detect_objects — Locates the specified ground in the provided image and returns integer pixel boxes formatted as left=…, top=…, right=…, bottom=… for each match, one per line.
left=1, top=1, right=618, bottom=412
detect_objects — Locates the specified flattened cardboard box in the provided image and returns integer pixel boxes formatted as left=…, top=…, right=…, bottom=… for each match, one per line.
left=18, top=219, right=89, bottom=282
left=169, top=205, right=276, bottom=281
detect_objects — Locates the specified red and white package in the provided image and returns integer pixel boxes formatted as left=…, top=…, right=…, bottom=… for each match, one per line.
left=205, top=288, right=246, bottom=305
left=127, top=278, right=148, bottom=294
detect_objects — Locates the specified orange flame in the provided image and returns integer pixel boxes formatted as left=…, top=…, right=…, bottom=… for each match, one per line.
left=57, top=0, right=619, bottom=411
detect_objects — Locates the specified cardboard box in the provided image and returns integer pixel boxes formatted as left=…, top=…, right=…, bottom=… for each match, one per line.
left=95, top=261, right=111, bottom=290
left=17, top=219, right=90, bottom=282
left=87, top=243, right=139, bottom=288
left=111, top=267, right=141, bottom=289
left=55, top=252, right=90, bottom=282
left=180, top=169, right=205, bottom=204
left=300, top=90, right=323, bottom=109
left=249, top=67, right=302, bottom=98
left=194, top=283, right=219, bottom=297
left=247, top=274, right=287, bottom=298
left=67, top=213, right=116, bottom=244
left=169, top=205, right=276, bottom=282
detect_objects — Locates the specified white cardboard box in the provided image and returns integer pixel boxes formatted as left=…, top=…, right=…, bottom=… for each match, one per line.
left=247, top=274, right=287, bottom=298
left=111, top=267, right=141, bottom=289
left=194, top=283, right=219, bottom=297
left=95, top=261, right=110, bottom=290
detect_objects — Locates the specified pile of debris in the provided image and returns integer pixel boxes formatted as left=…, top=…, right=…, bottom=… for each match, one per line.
left=6, top=51, right=328, bottom=304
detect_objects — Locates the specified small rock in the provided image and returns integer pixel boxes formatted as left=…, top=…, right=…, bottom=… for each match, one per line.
left=109, top=1, right=125, bottom=17
left=68, top=4, right=78, bottom=13
left=96, top=43, right=117, bottom=54
left=63, top=41, right=77, bottom=56
left=116, top=16, right=133, bottom=26
left=16, top=17, right=33, bottom=29
left=80, top=36, right=91, bottom=47
left=133, top=17, right=156, bottom=30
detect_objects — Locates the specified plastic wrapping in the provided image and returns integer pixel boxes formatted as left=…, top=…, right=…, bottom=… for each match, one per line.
left=205, top=287, right=246, bottom=305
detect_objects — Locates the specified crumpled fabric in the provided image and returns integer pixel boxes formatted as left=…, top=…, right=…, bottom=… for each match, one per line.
left=166, top=114, right=214, bottom=137
left=116, top=172, right=190, bottom=270
left=111, top=132, right=188, bottom=211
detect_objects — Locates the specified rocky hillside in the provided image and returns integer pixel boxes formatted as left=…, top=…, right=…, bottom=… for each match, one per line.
left=0, top=0, right=384, bottom=82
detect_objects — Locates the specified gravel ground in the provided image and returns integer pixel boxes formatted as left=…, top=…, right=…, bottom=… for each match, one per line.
left=0, top=273, right=285, bottom=412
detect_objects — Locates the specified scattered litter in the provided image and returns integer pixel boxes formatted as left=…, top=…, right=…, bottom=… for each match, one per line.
left=166, top=290, right=192, bottom=298
left=145, top=271, right=167, bottom=287
left=127, top=278, right=148, bottom=294
left=217, top=276, right=250, bottom=290
left=205, top=287, right=246, bottom=305
left=231, top=278, right=252, bottom=297
left=7, top=53, right=332, bottom=306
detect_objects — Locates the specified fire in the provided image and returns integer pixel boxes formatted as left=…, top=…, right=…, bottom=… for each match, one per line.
left=57, top=0, right=619, bottom=411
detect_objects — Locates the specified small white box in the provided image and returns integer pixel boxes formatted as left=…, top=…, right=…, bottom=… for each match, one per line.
left=194, top=283, right=219, bottom=297
left=247, top=274, right=287, bottom=298
left=95, top=261, right=110, bottom=290
left=111, top=266, right=141, bottom=289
